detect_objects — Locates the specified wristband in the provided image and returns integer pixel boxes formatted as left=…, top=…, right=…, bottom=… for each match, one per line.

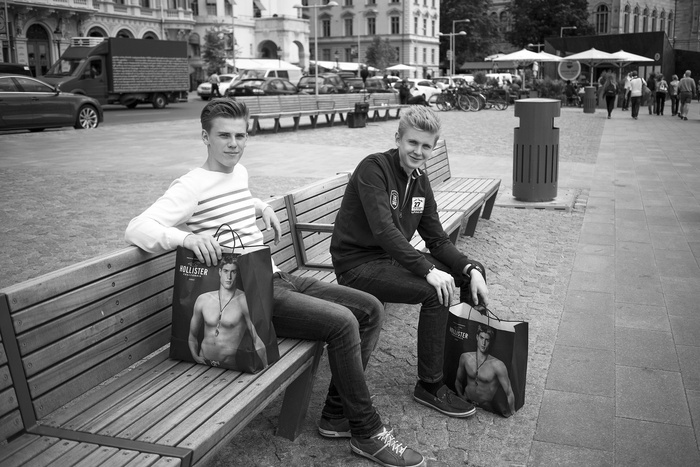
left=466, top=264, right=484, bottom=277
left=424, top=265, right=435, bottom=278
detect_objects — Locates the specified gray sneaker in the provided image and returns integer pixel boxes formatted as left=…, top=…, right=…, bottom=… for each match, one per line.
left=413, top=382, right=476, bottom=417
left=350, top=426, right=424, bottom=467
left=318, top=417, right=351, bottom=438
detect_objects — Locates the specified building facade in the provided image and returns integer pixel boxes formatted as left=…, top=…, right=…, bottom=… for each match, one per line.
left=0, top=0, right=308, bottom=87
left=302, top=0, right=440, bottom=79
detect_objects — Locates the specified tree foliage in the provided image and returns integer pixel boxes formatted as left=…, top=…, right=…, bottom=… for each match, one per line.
left=203, top=28, right=227, bottom=74
left=507, top=0, right=595, bottom=48
left=365, top=37, right=398, bottom=71
left=440, top=0, right=500, bottom=64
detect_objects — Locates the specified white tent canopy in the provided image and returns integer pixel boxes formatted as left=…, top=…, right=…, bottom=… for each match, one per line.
left=492, top=48, right=544, bottom=63
left=564, top=48, right=620, bottom=66
left=537, top=51, right=563, bottom=62
left=608, top=50, right=654, bottom=63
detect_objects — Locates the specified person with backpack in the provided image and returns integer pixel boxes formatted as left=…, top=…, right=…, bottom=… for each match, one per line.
left=655, top=75, right=668, bottom=116
left=602, top=73, right=618, bottom=119
left=646, top=72, right=656, bottom=114
left=628, top=71, right=646, bottom=120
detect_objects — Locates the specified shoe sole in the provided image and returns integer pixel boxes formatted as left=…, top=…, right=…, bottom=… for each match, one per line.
left=412, top=395, right=476, bottom=418
left=351, top=444, right=426, bottom=467
left=318, top=428, right=351, bottom=438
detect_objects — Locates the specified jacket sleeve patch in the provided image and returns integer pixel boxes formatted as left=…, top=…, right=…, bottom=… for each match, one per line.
left=411, top=197, right=425, bottom=214
left=390, top=190, right=399, bottom=210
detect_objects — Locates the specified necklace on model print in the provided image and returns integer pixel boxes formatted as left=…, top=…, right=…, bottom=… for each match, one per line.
left=215, top=291, right=235, bottom=337
left=475, top=354, right=487, bottom=386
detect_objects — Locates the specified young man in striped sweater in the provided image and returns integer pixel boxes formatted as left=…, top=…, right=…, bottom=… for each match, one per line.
left=125, top=99, right=424, bottom=467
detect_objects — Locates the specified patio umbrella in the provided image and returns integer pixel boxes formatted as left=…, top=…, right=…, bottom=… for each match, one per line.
left=491, top=48, right=543, bottom=63
left=537, top=51, right=563, bottom=62
left=608, top=50, right=654, bottom=80
left=386, top=64, right=416, bottom=71
left=564, top=48, right=620, bottom=83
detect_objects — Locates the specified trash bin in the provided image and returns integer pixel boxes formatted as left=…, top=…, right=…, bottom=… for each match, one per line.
left=348, top=102, right=369, bottom=128
left=512, top=98, right=560, bottom=202
left=583, top=86, right=596, bottom=113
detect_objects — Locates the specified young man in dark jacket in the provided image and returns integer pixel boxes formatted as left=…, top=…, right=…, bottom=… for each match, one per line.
left=330, top=106, right=490, bottom=418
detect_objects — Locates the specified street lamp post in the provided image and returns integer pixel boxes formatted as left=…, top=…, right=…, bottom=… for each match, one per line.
left=356, top=8, right=377, bottom=72
left=560, top=26, right=577, bottom=37
left=294, top=1, right=339, bottom=96
left=451, top=19, right=470, bottom=76
left=438, top=30, right=466, bottom=77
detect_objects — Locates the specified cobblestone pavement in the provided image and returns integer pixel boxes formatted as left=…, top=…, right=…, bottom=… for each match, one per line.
left=3, top=102, right=699, bottom=466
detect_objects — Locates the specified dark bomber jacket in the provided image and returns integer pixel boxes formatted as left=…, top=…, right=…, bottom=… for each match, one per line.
left=330, top=148, right=483, bottom=279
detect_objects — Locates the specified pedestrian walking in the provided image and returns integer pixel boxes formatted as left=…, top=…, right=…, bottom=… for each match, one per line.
left=669, top=74, right=680, bottom=116
left=209, top=72, right=221, bottom=98
left=655, top=75, right=668, bottom=116
left=679, top=70, right=697, bottom=121
left=628, top=71, right=646, bottom=120
left=622, top=73, right=632, bottom=110
left=646, top=72, right=656, bottom=115
left=602, top=73, right=618, bottom=119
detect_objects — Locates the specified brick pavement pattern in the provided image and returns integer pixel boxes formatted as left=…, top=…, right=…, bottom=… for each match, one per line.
left=1, top=103, right=699, bottom=466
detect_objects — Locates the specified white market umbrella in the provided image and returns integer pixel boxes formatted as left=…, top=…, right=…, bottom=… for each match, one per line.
left=609, top=50, right=654, bottom=63
left=492, top=48, right=543, bottom=63
left=537, top=51, right=563, bottom=62
left=564, top=48, right=620, bottom=67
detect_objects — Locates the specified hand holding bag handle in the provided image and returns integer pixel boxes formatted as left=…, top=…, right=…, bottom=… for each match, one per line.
left=214, top=224, right=244, bottom=253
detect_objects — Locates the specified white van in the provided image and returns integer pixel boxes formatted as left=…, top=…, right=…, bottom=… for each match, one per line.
left=233, top=59, right=303, bottom=86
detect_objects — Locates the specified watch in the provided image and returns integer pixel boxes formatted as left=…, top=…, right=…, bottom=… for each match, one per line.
left=466, top=264, right=484, bottom=277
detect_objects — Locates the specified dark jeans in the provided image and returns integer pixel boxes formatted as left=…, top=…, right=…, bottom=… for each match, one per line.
left=655, top=92, right=666, bottom=115
left=272, top=273, right=384, bottom=438
left=605, top=95, right=616, bottom=116
left=631, top=96, right=642, bottom=118
left=670, top=95, right=679, bottom=115
left=337, top=255, right=468, bottom=385
left=623, top=91, right=630, bottom=109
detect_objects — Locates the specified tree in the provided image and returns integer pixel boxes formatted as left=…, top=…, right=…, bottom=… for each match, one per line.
left=202, top=28, right=227, bottom=75
left=440, top=0, right=500, bottom=64
left=365, top=37, right=397, bottom=72
left=507, top=0, right=595, bottom=48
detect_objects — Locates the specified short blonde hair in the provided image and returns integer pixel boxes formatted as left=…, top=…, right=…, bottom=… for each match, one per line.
left=398, top=105, right=441, bottom=138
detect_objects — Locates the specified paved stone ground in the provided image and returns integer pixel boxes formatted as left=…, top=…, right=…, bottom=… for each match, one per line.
left=2, top=101, right=699, bottom=466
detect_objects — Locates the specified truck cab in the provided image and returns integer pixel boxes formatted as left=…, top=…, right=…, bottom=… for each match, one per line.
left=42, top=38, right=108, bottom=103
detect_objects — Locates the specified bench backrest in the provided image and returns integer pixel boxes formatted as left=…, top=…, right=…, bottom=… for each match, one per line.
left=425, top=139, right=451, bottom=186
left=284, top=173, right=350, bottom=270
left=234, top=96, right=261, bottom=115
left=257, top=95, right=282, bottom=114
left=298, top=94, right=320, bottom=112
left=0, top=196, right=293, bottom=423
left=279, top=95, right=301, bottom=114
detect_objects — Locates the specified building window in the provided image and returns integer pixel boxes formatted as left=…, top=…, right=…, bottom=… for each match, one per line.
left=423, top=18, right=427, bottom=35
left=322, top=49, right=331, bottom=61
left=141, top=0, right=152, bottom=8
left=642, top=8, right=648, bottom=32
left=623, top=5, right=630, bottom=33
left=391, top=16, right=400, bottom=34
left=431, top=48, right=435, bottom=64
left=660, top=11, right=666, bottom=34
left=225, top=1, right=232, bottom=16
left=367, top=0, right=376, bottom=4
left=322, top=19, right=331, bottom=37
left=205, top=0, right=216, bottom=16
left=668, top=12, right=673, bottom=36
left=432, top=0, right=435, bottom=7
left=345, top=48, right=352, bottom=61
left=651, top=9, right=657, bottom=31
left=500, top=11, right=510, bottom=32
left=431, top=20, right=435, bottom=36
left=422, top=47, right=426, bottom=63
left=345, top=18, right=353, bottom=36
left=595, top=5, right=608, bottom=34
left=414, top=17, right=418, bottom=34
left=395, top=47, right=400, bottom=61
left=414, top=47, right=417, bottom=62
left=344, top=0, right=352, bottom=5
left=189, top=0, right=197, bottom=14
left=368, top=17, right=376, bottom=35
left=633, top=7, right=639, bottom=33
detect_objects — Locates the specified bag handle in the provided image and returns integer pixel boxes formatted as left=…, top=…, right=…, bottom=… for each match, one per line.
left=469, top=304, right=502, bottom=323
left=214, top=224, right=244, bottom=252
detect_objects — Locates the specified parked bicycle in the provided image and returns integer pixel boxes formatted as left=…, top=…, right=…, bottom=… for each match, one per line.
left=435, top=88, right=469, bottom=111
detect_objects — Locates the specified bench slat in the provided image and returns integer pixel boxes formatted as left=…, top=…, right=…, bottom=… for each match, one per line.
left=0, top=436, right=63, bottom=467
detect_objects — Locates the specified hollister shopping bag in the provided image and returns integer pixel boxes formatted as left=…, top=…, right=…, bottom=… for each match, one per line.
left=443, top=303, right=528, bottom=417
left=169, top=227, right=279, bottom=373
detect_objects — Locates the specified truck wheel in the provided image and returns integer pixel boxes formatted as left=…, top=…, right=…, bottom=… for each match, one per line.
left=74, top=105, right=100, bottom=129
left=152, top=94, right=167, bottom=109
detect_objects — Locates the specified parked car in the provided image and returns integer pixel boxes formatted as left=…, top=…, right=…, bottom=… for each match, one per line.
left=0, top=63, right=33, bottom=76
left=345, top=77, right=395, bottom=93
left=0, top=74, right=103, bottom=132
left=227, top=78, right=298, bottom=97
left=406, top=78, right=441, bottom=102
left=197, top=73, right=238, bottom=100
left=297, top=73, right=349, bottom=94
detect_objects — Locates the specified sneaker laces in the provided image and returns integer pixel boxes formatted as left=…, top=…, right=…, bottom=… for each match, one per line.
left=373, top=427, right=407, bottom=456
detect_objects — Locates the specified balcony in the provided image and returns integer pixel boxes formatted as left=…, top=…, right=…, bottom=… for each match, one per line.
left=13, top=0, right=97, bottom=12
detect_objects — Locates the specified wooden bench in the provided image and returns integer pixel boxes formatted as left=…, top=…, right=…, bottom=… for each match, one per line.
left=0, top=196, right=324, bottom=467
left=234, top=94, right=407, bottom=135
left=427, top=140, right=501, bottom=221
left=282, top=173, right=481, bottom=280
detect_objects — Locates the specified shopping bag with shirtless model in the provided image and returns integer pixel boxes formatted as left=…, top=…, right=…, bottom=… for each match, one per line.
left=169, top=226, right=280, bottom=373
left=443, top=304, right=528, bottom=417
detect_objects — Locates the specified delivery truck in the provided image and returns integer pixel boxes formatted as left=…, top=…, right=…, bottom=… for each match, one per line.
left=41, top=37, right=189, bottom=109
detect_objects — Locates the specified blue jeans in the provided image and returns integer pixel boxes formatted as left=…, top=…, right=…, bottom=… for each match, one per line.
left=272, top=273, right=384, bottom=438
left=631, top=96, right=642, bottom=118
left=337, top=256, right=469, bottom=385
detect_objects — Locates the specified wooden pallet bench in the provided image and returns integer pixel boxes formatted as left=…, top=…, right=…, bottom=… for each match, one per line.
left=427, top=140, right=501, bottom=221
left=0, top=196, right=323, bottom=467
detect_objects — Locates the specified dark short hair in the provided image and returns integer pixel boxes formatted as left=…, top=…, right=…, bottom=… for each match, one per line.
left=218, top=253, right=238, bottom=270
left=201, top=99, right=249, bottom=132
